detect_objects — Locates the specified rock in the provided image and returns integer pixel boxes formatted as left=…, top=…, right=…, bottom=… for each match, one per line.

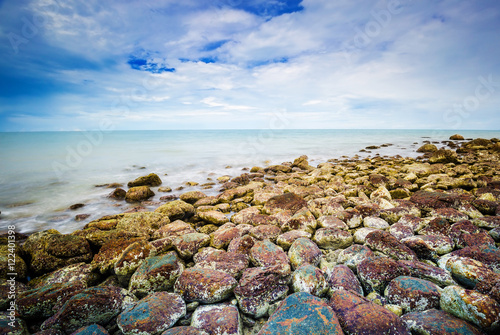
left=333, top=209, right=363, bottom=229
left=179, top=190, right=206, bottom=204
left=210, top=225, right=243, bottom=249
left=449, top=244, right=500, bottom=273
left=275, top=230, right=311, bottom=250
left=292, top=263, right=328, bottom=297
left=154, top=200, right=195, bottom=221
left=402, top=308, right=485, bottom=335
left=317, top=215, right=349, bottom=230
left=389, top=222, right=414, bottom=240
left=194, top=251, right=249, bottom=279
left=0, top=244, right=27, bottom=281
left=337, top=244, right=374, bottom=271
left=281, top=209, right=317, bottom=233
left=403, top=235, right=454, bottom=256
left=151, top=220, right=196, bottom=240
left=191, top=304, right=241, bottom=335
left=429, top=149, right=458, bottom=164
left=174, top=268, right=237, bottom=304
left=363, top=216, right=390, bottom=229
left=398, top=260, right=455, bottom=287
left=329, top=289, right=411, bottom=335
left=249, top=239, right=290, bottom=275
left=450, top=134, right=465, bottom=140
left=114, top=240, right=156, bottom=286
left=129, top=251, right=185, bottom=298
left=385, top=276, right=441, bottom=313
left=40, top=286, right=135, bottom=334
left=18, top=280, right=86, bottom=320
left=127, top=173, right=162, bottom=187
left=158, top=186, right=172, bottom=193
left=473, top=216, right=500, bottom=229
left=125, top=186, right=155, bottom=202
left=410, top=190, right=464, bottom=212
left=417, top=144, right=438, bottom=153
left=262, top=193, right=307, bottom=215
left=418, top=217, right=451, bottom=237
left=227, top=235, right=256, bottom=258
left=173, top=233, right=210, bottom=259
left=357, top=256, right=410, bottom=294
left=441, top=285, right=500, bottom=332
left=288, top=238, right=322, bottom=270
left=313, top=228, right=353, bottom=250
left=259, top=292, right=344, bottom=335
left=248, top=224, right=281, bottom=242
left=328, top=264, right=364, bottom=296
left=442, top=256, right=494, bottom=288
left=365, top=230, right=418, bottom=261
left=117, top=292, right=186, bottom=335
left=0, top=313, right=30, bottom=335
left=234, top=265, right=290, bottom=318
left=116, top=212, right=170, bottom=238
left=353, top=227, right=379, bottom=244
left=91, top=237, right=144, bottom=274
left=431, top=207, right=469, bottom=223
left=198, top=210, right=229, bottom=225
left=370, top=186, right=392, bottom=201
left=23, top=230, right=92, bottom=276
left=71, top=324, right=109, bottom=335
left=292, top=155, right=314, bottom=171
left=108, top=188, right=126, bottom=199
left=162, top=327, right=209, bottom=335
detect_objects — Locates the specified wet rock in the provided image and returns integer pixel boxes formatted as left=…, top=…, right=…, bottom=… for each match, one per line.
left=329, top=289, right=411, bottom=335
left=227, top=235, right=256, bottom=258
left=71, top=324, right=109, bottom=335
left=403, top=235, right=454, bottom=256
left=108, top=188, right=126, bottom=199
left=402, top=308, right=485, bottom=335
left=429, top=149, right=458, bottom=164
left=174, top=268, right=237, bottom=304
left=250, top=239, right=289, bottom=270
left=365, top=230, right=418, bottom=261
left=417, top=144, right=438, bottom=152
left=194, top=251, right=249, bottom=279
left=449, top=244, right=500, bottom=272
left=357, top=256, right=410, bottom=294
left=262, top=193, right=307, bottom=215
left=151, top=220, right=196, bottom=240
left=275, top=230, right=311, bottom=250
left=173, top=233, right=210, bottom=259
left=292, top=155, right=314, bottom=171
left=117, top=292, right=186, bottom=335
left=288, top=238, right=322, bottom=270
left=18, top=280, right=86, bottom=320
left=191, top=303, right=241, bottom=335
left=91, top=237, right=144, bottom=274
left=234, top=265, right=290, bottom=318
left=363, top=216, right=390, bottom=229
left=116, top=212, right=169, bottom=238
left=179, top=191, right=206, bottom=204
left=398, top=260, right=455, bottom=287
left=129, top=251, right=185, bottom=298
left=125, top=186, right=155, bottom=202
left=353, top=227, right=379, bottom=244
left=312, top=228, right=353, bottom=250
left=154, top=200, right=195, bottom=221
left=162, top=327, right=209, bottom=335
left=442, top=256, right=494, bottom=288
left=40, top=286, right=135, bottom=334
left=198, top=210, right=229, bottom=226
left=328, top=264, right=364, bottom=296
left=441, top=285, right=500, bottom=332
left=114, top=240, right=156, bottom=286
left=292, top=263, right=328, bottom=297
left=337, top=244, right=374, bottom=271
left=127, top=173, right=162, bottom=187
left=23, top=230, right=92, bottom=276
left=385, top=276, right=441, bottom=313
left=317, top=215, right=348, bottom=230
left=259, top=292, right=344, bottom=335
left=281, top=208, right=317, bottom=233
left=249, top=225, right=281, bottom=242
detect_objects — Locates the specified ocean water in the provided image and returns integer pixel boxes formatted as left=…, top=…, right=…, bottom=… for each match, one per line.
left=0, top=129, right=498, bottom=234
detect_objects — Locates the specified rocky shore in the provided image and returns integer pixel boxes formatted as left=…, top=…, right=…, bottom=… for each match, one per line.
left=1, top=135, right=500, bottom=335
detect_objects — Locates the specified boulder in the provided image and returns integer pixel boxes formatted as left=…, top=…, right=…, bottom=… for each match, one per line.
left=194, top=251, right=249, bottom=279
left=174, top=268, right=237, bottom=304
left=328, top=264, right=364, bottom=296
left=127, top=173, right=162, bottom=187
left=262, top=193, right=307, bottom=215
left=249, top=225, right=282, bottom=242
left=161, top=327, right=209, bottom=335
left=91, top=237, right=144, bottom=274
left=179, top=190, right=207, bottom=204
left=385, top=276, right=441, bottom=313
left=398, top=260, right=455, bottom=287
left=365, top=230, right=418, bottom=261
left=312, top=228, right=353, bottom=250
left=125, top=186, right=155, bottom=202
left=154, top=200, right=195, bottom=221
left=173, top=233, right=210, bottom=259
left=288, top=238, right=322, bottom=270
left=114, top=240, right=156, bottom=286
left=71, top=324, right=109, bottom=335
left=417, top=144, right=438, bottom=153
left=336, top=244, right=374, bottom=271
left=250, top=239, right=290, bottom=270
left=357, top=256, right=410, bottom=294
left=402, top=308, right=485, bottom=335
left=117, top=292, right=186, bottom=335
left=275, top=230, right=311, bottom=250
left=197, top=210, right=229, bottom=225
left=190, top=304, right=241, bottom=335
left=291, top=263, right=328, bottom=297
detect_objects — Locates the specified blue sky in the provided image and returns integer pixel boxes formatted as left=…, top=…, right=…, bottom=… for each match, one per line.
left=0, top=0, right=499, bottom=131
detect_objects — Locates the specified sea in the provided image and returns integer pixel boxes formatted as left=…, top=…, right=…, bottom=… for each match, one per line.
left=1, top=129, right=498, bottom=234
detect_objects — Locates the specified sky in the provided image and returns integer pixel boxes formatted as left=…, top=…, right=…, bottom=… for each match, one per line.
left=0, top=0, right=499, bottom=131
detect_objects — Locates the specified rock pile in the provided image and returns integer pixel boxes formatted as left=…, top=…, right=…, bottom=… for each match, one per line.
left=2, top=136, right=500, bottom=334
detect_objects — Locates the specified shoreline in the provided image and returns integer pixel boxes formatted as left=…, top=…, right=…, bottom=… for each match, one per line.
left=1, top=134, right=500, bottom=334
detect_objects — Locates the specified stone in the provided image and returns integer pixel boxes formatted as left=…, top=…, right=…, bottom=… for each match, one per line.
left=417, top=144, right=438, bottom=153
left=195, top=251, right=249, bottom=279
left=211, top=226, right=242, bottom=249
left=154, top=200, right=195, bottom=221
left=227, top=235, right=256, bottom=258
left=173, top=233, right=210, bottom=259
left=262, top=193, right=307, bottom=215
left=250, top=239, right=290, bottom=270
left=125, top=186, right=155, bottom=202
left=353, top=227, right=379, bottom=244
left=292, top=263, right=328, bottom=297
left=337, top=244, right=374, bottom=271
left=151, top=220, right=196, bottom=240
left=292, top=155, right=314, bottom=171
left=179, top=190, right=206, bottom=204
left=418, top=217, right=451, bottom=237
left=275, top=230, right=311, bottom=250
left=162, top=327, right=209, bottom=335
left=365, top=230, right=418, bottom=261
left=389, top=222, right=414, bottom=241
left=288, top=238, right=322, bottom=270
left=403, top=235, right=454, bottom=256
left=129, top=251, right=185, bottom=298
left=249, top=225, right=282, bottom=242
left=116, top=212, right=170, bottom=238
left=191, top=304, right=241, bottom=335
left=357, top=256, right=410, bottom=294
left=40, top=286, right=135, bottom=334
left=385, top=276, right=441, bottom=313
left=258, top=292, right=344, bottom=335
left=363, top=216, right=390, bottom=229
left=234, top=265, right=290, bottom=318
left=281, top=209, right=317, bottom=233
left=114, top=240, right=156, bottom=286
left=22, top=230, right=92, bottom=276
left=317, top=215, right=348, bottom=230
left=0, top=313, right=30, bottom=335
left=174, top=268, right=237, bottom=304
left=370, top=186, right=392, bottom=201
left=91, top=237, right=144, bottom=274
left=127, top=173, right=162, bottom=187
left=402, top=308, right=485, bottom=335
left=429, top=149, right=458, bottom=164
left=450, top=134, right=465, bottom=140
left=441, top=285, right=500, bottom=332
left=108, top=187, right=126, bottom=199
left=473, top=216, right=500, bottom=229
left=328, top=264, right=364, bottom=296
left=198, top=210, right=229, bottom=225
left=329, top=289, right=411, bottom=335
left=117, top=292, right=186, bottom=335
left=71, top=324, right=109, bottom=335
left=398, top=260, right=455, bottom=287
left=442, top=256, right=494, bottom=288
left=449, top=244, right=500, bottom=273
left=312, top=228, right=353, bottom=250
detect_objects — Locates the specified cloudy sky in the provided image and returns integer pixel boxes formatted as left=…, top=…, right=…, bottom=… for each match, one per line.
left=0, top=0, right=499, bottom=131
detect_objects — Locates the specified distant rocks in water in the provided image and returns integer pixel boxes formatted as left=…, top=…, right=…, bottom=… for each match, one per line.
left=159, top=186, right=173, bottom=192
left=10, top=136, right=500, bottom=334
left=75, top=214, right=90, bottom=221
left=69, top=203, right=85, bottom=210
left=417, top=143, right=438, bottom=153
left=450, top=134, right=465, bottom=140
left=127, top=173, right=162, bottom=187
left=108, top=187, right=126, bottom=199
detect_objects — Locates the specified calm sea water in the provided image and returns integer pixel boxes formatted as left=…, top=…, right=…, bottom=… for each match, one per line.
left=0, top=129, right=498, bottom=234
